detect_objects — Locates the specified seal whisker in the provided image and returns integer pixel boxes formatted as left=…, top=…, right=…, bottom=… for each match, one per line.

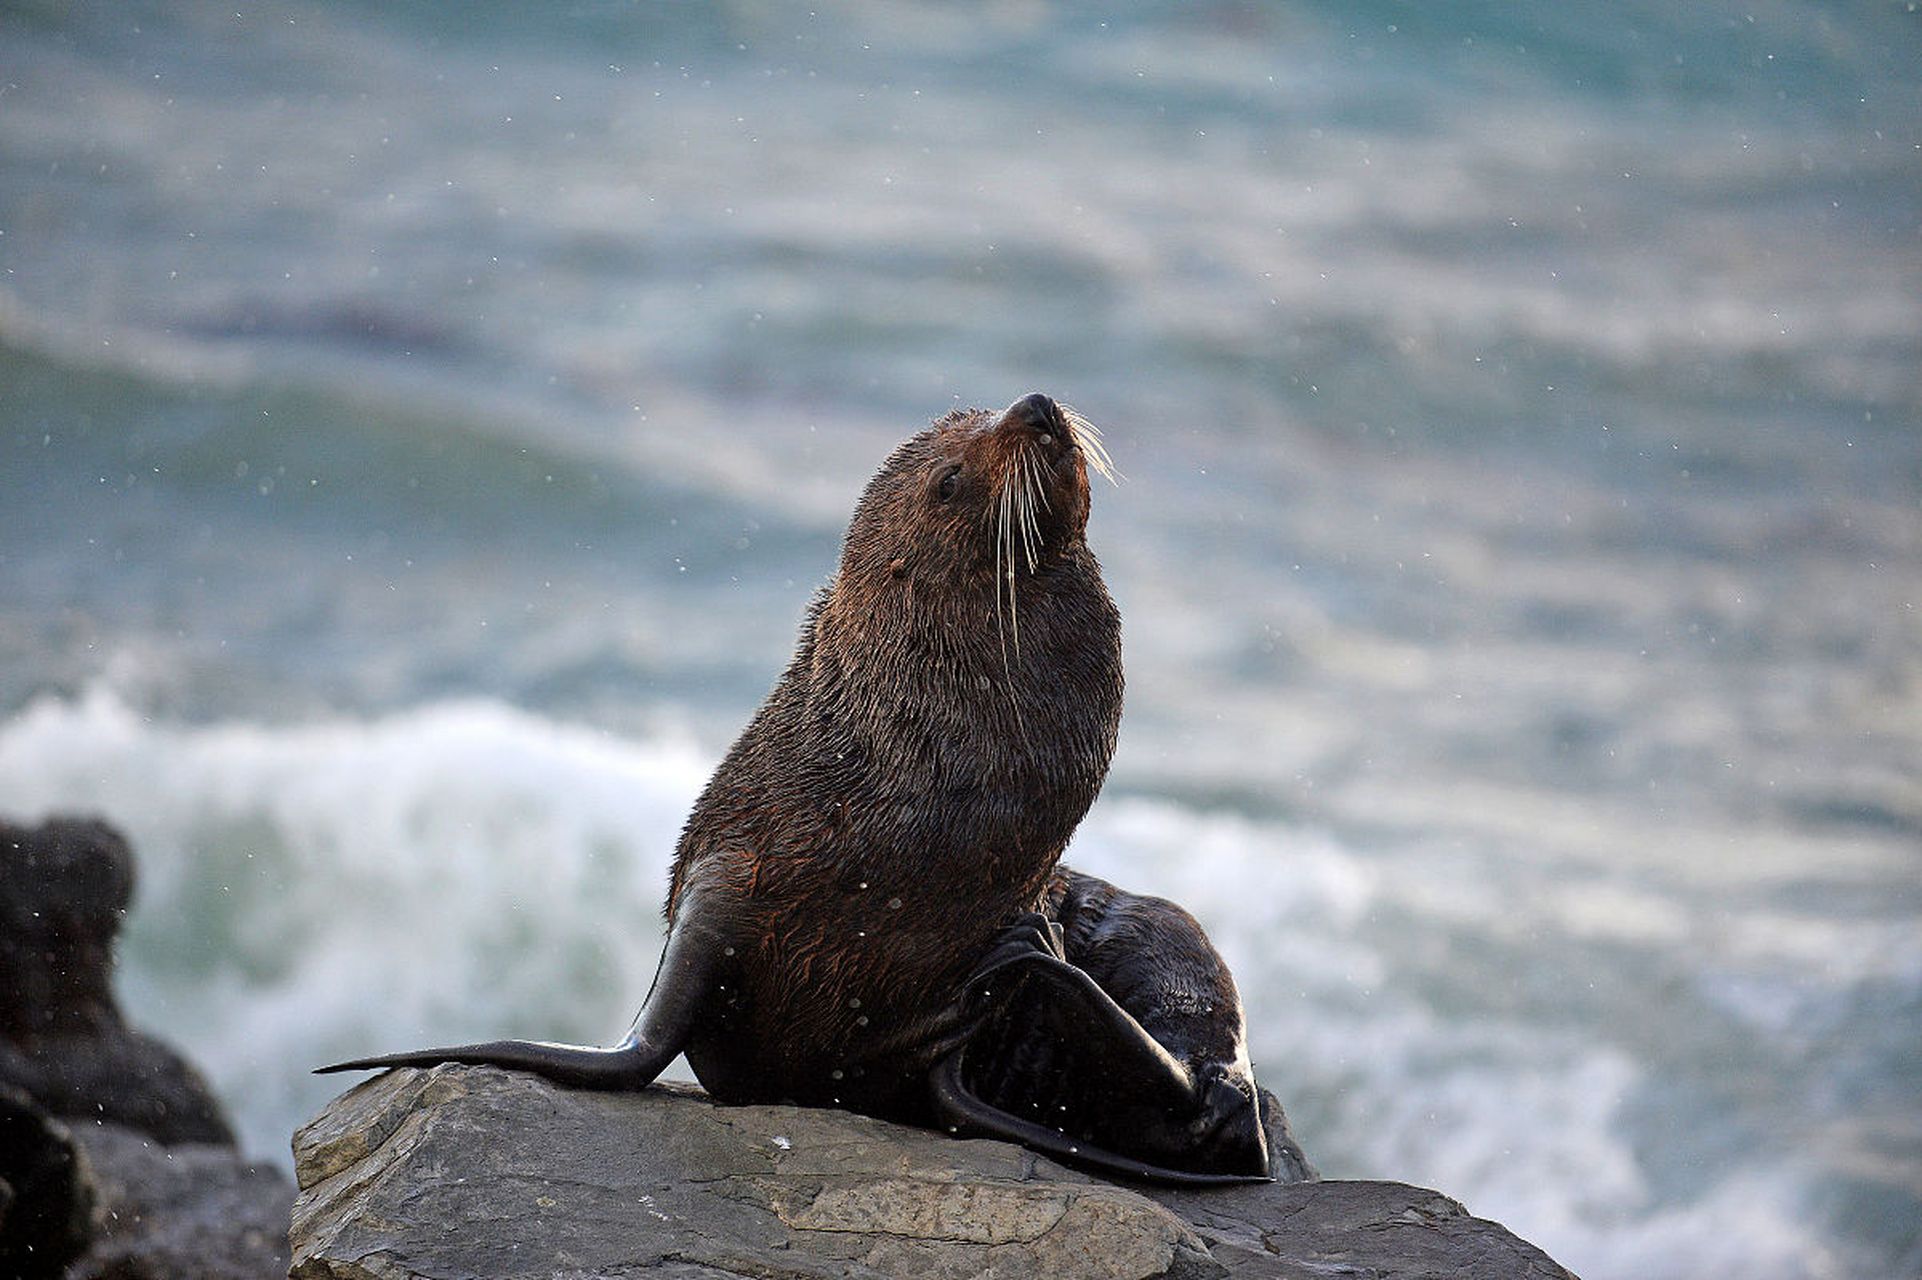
left=1028, top=448, right=1046, bottom=560
left=994, top=467, right=1015, bottom=662
left=1061, top=405, right=1121, bottom=485
left=1029, top=445, right=1053, bottom=515
left=993, top=464, right=1029, bottom=739
left=1017, top=446, right=1042, bottom=573
left=1001, top=469, right=1022, bottom=661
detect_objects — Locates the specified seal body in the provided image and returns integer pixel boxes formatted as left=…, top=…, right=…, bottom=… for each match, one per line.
left=322, top=394, right=1279, bottom=1184
left=674, top=396, right=1120, bottom=1121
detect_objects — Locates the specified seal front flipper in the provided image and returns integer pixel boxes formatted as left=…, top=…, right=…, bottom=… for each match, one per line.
left=315, top=886, right=727, bottom=1091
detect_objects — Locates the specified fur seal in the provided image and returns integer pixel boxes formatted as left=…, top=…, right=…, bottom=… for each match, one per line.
left=321, top=393, right=1277, bottom=1183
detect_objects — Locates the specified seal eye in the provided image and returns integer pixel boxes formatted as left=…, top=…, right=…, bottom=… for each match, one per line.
left=935, top=467, right=961, bottom=502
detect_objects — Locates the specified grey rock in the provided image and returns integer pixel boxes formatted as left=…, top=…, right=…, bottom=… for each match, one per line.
left=292, top=1065, right=1577, bottom=1280
left=63, top=1122, right=293, bottom=1280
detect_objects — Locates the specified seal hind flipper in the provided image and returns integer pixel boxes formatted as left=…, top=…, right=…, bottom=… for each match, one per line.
left=315, top=886, right=727, bottom=1091
left=930, top=949, right=1271, bottom=1186
left=965, top=948, right=1199, bottom=1113
left=930, top=1048, right=1265, bottom=1187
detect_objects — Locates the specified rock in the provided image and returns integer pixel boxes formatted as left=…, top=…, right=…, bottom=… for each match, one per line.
left=0, top=816, right=235, bottom=1146
left=61, top=1123, right=293, bottom=1280
left=0, top=814, right=296, bottom=1279
left=0, top=1085, right=93, bottom=1280
left=292, top=1065, right=1578, bottom=1280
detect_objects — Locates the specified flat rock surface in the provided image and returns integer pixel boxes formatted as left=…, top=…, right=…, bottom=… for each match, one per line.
left=292, top=1065, right=1577, bottom=1280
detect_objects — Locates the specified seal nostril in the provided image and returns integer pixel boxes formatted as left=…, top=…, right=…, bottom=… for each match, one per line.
left=1005, top=392, right=1065, bottom=437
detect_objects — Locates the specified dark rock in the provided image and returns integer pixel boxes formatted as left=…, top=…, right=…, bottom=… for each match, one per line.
left=62, top=1123, right=293, bottom=1280
left=292, top=1065, right=1579, bottom=1279
left=0, top=1085, right=93, bottom=1280
left=0, top=815, right=295, bottom=1279
left=0, top=816, right=235, bottom=1147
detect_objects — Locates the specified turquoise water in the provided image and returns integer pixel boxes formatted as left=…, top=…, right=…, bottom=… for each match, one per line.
left=2, top=4, right=1918, bottom=1276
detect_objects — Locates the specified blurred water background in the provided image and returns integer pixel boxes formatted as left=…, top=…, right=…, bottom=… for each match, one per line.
left=2, top=3, right=1918, bottom=1275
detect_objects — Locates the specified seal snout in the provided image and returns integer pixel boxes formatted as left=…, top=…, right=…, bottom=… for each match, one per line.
left=1001, top=392, right=1068, bottom=445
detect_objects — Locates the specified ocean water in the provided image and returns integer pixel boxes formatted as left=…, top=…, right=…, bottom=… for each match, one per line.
left=2, top=3, right=1918, bottom=1276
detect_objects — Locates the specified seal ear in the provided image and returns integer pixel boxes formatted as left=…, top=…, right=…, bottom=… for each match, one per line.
left=316, top=888, right=727, bottom=1091
left=928, top=952, right=1271, bottom=1187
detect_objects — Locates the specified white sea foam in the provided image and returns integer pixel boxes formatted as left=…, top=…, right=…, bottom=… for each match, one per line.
left=0, top=687, right=707, bottom=1159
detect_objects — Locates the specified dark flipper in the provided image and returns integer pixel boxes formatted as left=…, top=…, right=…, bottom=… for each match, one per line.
left=931, top=1053, right=1267, bottom=1187
left=315, top=887, right=725, bottom=1091
left=314, top=1036, right=669, bottom=1088
left=929, top=945, right=1271, bottom=1186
